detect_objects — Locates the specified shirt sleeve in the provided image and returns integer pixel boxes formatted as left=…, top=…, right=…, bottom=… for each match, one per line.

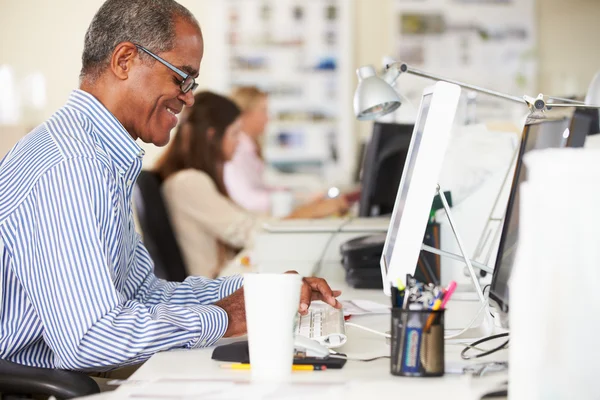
left=16, top=158, right=236, bottom=371
left=133, top=235, right=244, bottom=307
left=224, top=156, right=272, bottom=214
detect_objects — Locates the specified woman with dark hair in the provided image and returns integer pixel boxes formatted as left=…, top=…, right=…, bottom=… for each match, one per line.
left=155, top=92, right=348, bottom=278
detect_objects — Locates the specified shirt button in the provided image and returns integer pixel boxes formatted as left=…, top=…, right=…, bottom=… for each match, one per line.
left=201, top=340, right=207, bottom=345
left=127, top=180, right=133, bottom=186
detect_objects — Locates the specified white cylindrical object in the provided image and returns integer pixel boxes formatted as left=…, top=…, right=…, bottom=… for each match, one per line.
left=244, top=273, right=302, bottom=382
left=509, top=149, right=600, bottom=399
left=270, top=190, right=294, bottom=218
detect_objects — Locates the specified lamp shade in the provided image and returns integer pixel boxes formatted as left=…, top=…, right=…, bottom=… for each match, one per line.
left=353, top=65, right=401, bottom=121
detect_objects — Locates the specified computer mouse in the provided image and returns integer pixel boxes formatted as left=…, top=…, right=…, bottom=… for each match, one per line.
left=294, top=335, right=331, bottom=358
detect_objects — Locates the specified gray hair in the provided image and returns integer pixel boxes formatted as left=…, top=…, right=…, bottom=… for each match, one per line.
left=80, top=0, right=199, bottom=82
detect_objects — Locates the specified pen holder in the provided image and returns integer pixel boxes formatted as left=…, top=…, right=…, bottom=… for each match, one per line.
left=390, top=308, right=445, bottom=377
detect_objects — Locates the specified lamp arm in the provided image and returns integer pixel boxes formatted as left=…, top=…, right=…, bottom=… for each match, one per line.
left=546, top=96, right=587, bottom=105
left=387, top=62, right=527, bottom=105
left=543, top=103, right=600, bottom=109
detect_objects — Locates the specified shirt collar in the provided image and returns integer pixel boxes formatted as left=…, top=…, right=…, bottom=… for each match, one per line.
left=238, top=132, right=257, bottom=152
left=66, top=89, right=145, bottom=176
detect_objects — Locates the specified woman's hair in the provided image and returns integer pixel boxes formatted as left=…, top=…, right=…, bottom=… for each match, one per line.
left=154, top=91, right=241, bottom=196
left=230, top=86, right=268, bottom=113
left=230, top=86, right=267, bottom=159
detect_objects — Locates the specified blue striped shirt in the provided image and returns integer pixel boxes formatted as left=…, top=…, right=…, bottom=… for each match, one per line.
left=0, top=90, right=243, bottom=371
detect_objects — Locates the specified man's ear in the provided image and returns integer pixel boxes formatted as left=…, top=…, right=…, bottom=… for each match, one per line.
left=109, top=42, right=138, bottom=81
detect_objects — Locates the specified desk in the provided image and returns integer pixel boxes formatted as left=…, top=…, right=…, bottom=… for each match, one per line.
left=79, top=261, right=508, bottom=399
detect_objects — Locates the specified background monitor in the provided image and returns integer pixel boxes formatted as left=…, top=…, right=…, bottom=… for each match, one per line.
left=358, top=122, right=414, bottom=217
left=380, top=81, right=461, bottom=295
left=489, top=116, right=570, bottom=327
left=567, top=107, right=599, bottom=148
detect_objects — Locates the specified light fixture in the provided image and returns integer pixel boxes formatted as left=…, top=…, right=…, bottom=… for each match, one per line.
left=354, top=62, right=600, bottom=121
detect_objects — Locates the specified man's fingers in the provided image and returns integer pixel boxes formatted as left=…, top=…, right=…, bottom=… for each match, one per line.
left=311, top=290, right=342, bottom=300
left=303, top=277, right=341, bottom=308
left=296, top=276, right=343, bottom=314
left=299, top=281, right=313, bottom=315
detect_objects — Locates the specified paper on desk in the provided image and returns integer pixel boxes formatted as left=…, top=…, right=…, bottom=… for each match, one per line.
left=112, top=379, right=347, bottom=400
left=341, top=300, right=390, bottom=317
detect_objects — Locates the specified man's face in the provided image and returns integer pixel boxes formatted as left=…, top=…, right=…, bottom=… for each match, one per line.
left=125, top=18, right=203, bottom=146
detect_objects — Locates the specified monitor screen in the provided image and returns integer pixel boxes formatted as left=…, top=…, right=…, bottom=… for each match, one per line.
left=489, top=116, right=570, bottom=322
left=567, top=107, right=597, bottom=147
left=380, top=82, right=461, bottom=295
left=382, top=96, right=431, bottom=272
left=358, top=122, right=414, bottom=217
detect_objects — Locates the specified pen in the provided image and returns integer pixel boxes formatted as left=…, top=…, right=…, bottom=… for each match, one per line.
left=423, top=298, right=442, bottom=332
left=220, top=364, right=327, bottom=371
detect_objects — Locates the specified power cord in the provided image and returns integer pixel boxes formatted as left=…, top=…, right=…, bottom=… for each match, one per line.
left=345, top=322, right=391, bottom=338
left=312, top=216, right=354, bottom=276
left=444, top=284, right=494, bottom=341
left=444, top=300, right=487, bottom=340
left=460, top=332, right=509, bottom=360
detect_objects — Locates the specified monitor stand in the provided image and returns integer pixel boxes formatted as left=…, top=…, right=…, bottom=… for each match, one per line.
left=421, top=185, right=495, bottom=340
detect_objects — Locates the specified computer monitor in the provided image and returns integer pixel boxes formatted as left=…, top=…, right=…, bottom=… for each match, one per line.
left=567, top=107, right=599, bottom=148
left=380, top=82, right=461, bottom=295
left=353, top=141, right=367, bottom=184
left=489, top=116, right=570, bottom=327
left=358, top=122, right=414, bottom=217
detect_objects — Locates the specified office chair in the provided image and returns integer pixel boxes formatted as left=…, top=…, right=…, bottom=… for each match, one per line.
left=133, top=170, right=188, bottom=282
left=0, top=359, right=99, bottom=399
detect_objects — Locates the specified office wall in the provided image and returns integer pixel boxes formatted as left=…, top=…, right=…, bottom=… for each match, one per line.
left=1, top=0, right=599, bottom=160
left=537, top=0, right=600, bottom=95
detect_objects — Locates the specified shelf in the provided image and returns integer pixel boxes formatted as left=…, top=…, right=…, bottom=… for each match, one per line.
left=225, top=0, right=353, bottom=181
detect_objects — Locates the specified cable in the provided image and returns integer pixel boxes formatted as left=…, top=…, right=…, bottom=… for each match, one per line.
left=443, top=284, right=494, bottom=341
left=444, top=300, right=488, bottom=340
left=312, top=216, right=354, bottom=276
left=328, top=353, right=390, bottom=362
left=460, top=333, right=509, bottom=360
left=345, top=322, right=391, bottom=338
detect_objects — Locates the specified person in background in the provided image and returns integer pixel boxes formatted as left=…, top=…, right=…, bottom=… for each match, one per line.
left=224, top=86, right=273, bottom=214
left=155, top=91, right=349, bottom=278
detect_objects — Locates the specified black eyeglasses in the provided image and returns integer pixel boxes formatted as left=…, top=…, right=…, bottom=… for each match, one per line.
left=135, top=44, right=198, bottom=94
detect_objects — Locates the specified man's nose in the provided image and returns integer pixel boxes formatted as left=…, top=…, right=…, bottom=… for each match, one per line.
left=179, top=90, right=194, bottom=107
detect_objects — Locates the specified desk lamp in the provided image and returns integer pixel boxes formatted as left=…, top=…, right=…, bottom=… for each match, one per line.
left=354, top=62, right=600, bottom=121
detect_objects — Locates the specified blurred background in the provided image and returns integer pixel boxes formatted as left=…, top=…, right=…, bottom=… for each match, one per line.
left=1, top=0, right=599, bottom=187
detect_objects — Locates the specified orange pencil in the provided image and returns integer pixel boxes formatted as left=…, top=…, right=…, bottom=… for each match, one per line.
left=221, top=363, right=327, bottom=371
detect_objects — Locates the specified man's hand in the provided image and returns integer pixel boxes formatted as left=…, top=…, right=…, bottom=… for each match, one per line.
left=286, top=271, right=342, bottom=315
left=214, top=287, right=246, bottom=337
left=215, top=273, right=342, bottom=337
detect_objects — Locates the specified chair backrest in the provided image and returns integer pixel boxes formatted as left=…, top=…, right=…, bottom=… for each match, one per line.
left=133, top=170, right=188, bottom=282
left=0, top=359, right=100, bottom=399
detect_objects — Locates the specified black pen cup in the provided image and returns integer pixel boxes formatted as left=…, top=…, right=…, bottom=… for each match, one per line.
left=390, top=308, right=445, bottom=377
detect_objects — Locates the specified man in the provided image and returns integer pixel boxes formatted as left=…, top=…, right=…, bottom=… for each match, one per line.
left=0, top=0, right=340, bottom=372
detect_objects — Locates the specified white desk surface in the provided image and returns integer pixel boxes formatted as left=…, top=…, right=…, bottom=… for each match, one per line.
left=80, top=260, right=508, bottom=400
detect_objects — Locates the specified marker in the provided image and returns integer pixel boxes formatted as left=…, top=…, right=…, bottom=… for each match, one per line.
left=221, top=364, right=327, bottom=371
left=440, top=281, right=457, bottom=309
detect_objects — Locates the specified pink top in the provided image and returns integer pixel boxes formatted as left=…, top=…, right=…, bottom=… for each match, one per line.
left=224, top=133, right=273, bottom=213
